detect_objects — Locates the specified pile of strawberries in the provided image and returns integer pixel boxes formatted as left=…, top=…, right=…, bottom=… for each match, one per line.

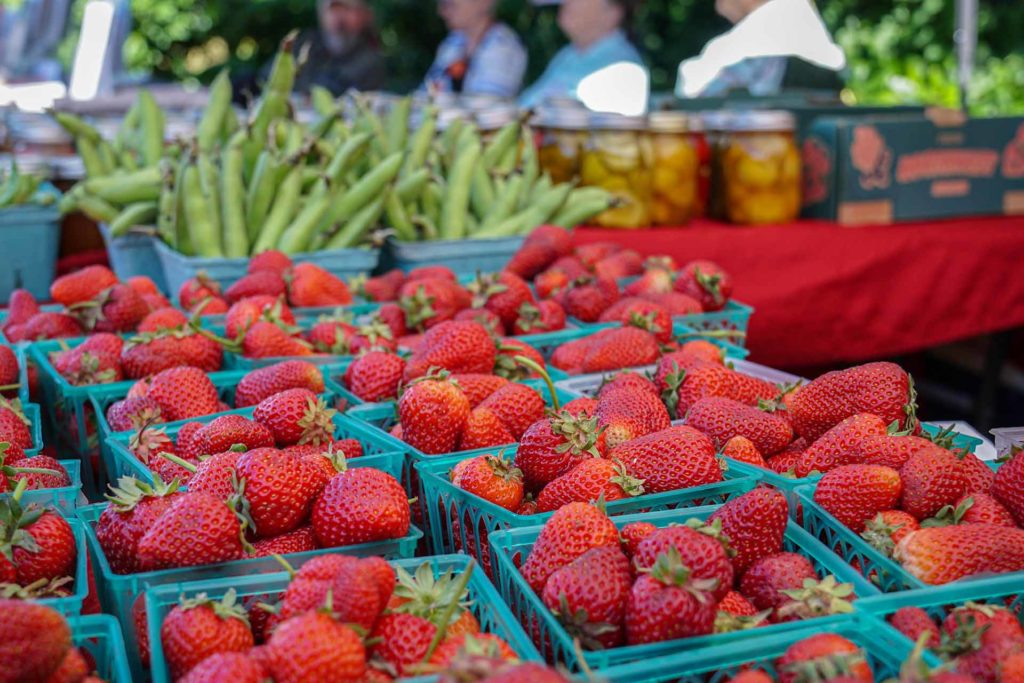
left=723, top=631, right=897, bottom=683
left=0, top=492, right=78, bottom=602
left=3, top=266, right=172, bottom=342
left=514, top=488, right=857, bottom=650
left=1, top=600, right=110, bottom=683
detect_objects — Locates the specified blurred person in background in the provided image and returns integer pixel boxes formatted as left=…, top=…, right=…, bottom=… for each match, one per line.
left=676, top=0, right=845, bottom=98
left=520, top=0, right=646, bottom=113
left=290, top=0, right=386, bottom=95
left=424, top=0, right=527, bottom=98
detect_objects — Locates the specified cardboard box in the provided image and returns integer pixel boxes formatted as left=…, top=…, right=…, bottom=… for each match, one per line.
left=801, top=112, right=1024, bottom=225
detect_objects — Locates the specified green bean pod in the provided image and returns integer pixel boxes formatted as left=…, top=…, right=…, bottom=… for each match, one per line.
left=155, top=160, right=177, bottom=246
left=137, top=90, right=165, bottom=167
left=52, top=112, right=101, bottom=144
left=384, top=190, right=416, bottom=242
left=252, top=165, right=303, bottom=253
left=278, top=194, right=333, bottom=254
left=551, top=188, right=617, bottom=228
left=245, top=151, right=279, bottom=240
left=480, top=121, right=520, bottom=170
left=395, top=168, right=430, bottom=203
left=324, top=152, right=403, bottom=227
left=479, top=173, right=524, bottom=230
left=83, top=167, right=162, bottom=204
left=324, top=131, right=372, bottom=185
left=325, top=195, right=386, bottom=250
left=470, top=162, right=495, bottom=221
left=221, top=133, right=249, bottom=257
left=421, top=179, right=444, bottom=228
left=528, top=174, right=553, bottom=205
left=197, top=153, right=224, bottom=255
left=119, top=150, right=139, bottom=172
left=264, top=37, right=297, bottom=96
left=517, top=138, right=539, bottom=206
left=182, top=162, right=223, bottom=257
left=76, top=194, right=120, bottom=223
left=404, top=106, right=437, bottom=174
left=385, top=96, right=412, bottom=154
left=475, top=182, right=573, bottom=239
left=96, top=141, right=117, bottom=176
left=310, top=86, right=336, bottom=117
left=109, top=201, right=158, bottom=237
left=439, top=138, right=481, bottom=240
left=76, top=139, right=105, bottom=178
left=173, top=158, right=193, bottom=255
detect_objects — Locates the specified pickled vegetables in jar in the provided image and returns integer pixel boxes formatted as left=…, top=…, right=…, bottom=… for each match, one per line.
left=647, top=112, right=699, bottom=225
left=535, top=107, right=589, bottom=184
left=720, top=111, right=801, bottom=225
left=580, top=113, right=651, bottom=229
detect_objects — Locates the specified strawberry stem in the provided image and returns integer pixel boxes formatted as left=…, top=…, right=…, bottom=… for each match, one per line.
left=420, top=561, right=475, bottom=664
left=153, top=450, right=197, bottom=473
left=270, top=553, right=298, bottom=579
left=11, top=477, right=27, bottom=502
left=676, top=330, right=747, bottom=340
left=512, top=355, right=560, bottom=412
left=0, top=384, right=20, bottom=393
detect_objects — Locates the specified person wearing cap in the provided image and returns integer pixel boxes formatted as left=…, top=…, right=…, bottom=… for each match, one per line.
left=519, top=0, right=646, bottom=113
left=289, top=0, right=386, bottom=96
left=424, top=0, right=528, bottom=98
left=676, top=0, right=845, bottom=98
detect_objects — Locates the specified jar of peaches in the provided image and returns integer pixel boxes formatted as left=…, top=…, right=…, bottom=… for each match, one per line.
left=719, top=111, right=801, bottom=225
left=535, top=107, right=589, bottom=184
left=647, top=111, right=701, bottom=225
left=580, top=113, right=652, bottom=229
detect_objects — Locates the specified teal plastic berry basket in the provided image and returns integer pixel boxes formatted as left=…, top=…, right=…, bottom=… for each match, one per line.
left=597, top=613, right=922, bottom=683
left=104, top=411, right=404, bottom=488
left=418, top=449, right=759, bottom=565
left=1, top=459, right=82, bottom=515
left=68, top=614, right=134, bottom=683
left=144, top=554, right=541, bottom=683
left=488, top=503, right=881, bottom=673
left=20, top=401, right=44, bottom=456
left=76, top=502, right=423, bottom=677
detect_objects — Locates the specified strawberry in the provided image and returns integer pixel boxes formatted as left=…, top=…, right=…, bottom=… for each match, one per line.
left=549, top=335, right=593, bottom=374
left=477, top=383, right=545, bottom=440
left=0, top=346, right=17, bottom=392
left=889, top=606, right=940, bottom=647
left=895, top=524, right=1024, bottom=584
left=619, top=521, right=657, bottom=558
left=581, top=326, right=661, bottom=374
left=403, top=320, right=497, bottom=381
left=860, top=510, right=919, bottom=558
left=226, top=271, right=287, bottom=303
left=122, top=329, right=223, bottom=378
left=254, top=388, right=336, bottom=446
left=454, top=307, right=506, bottom=336
left=925, top=493, right=1017, bottom=527
left=6, top=454, right=69, bottom=491
left=561, top=398, right=598, bottom=419
left=191, top=415, right=275, bottom=456
left=178, top=274, right=223, bottom=310
left=594, top=250, right=644, bottom=280
left=407, top=265, right=457, bottom=281
left=899, top=447, right=967, bottom=520
left=234, top=447, right=320, bottom=537
left=187, top=450, right=246, bottom=500
left=95, top=475, right=182, bottom=574
left=469, top=271, right=535, bottom=330
left=248, top=250, right=293, bottom=275
left=136, top=491, right=244, bottom=570
left=851, top=434, right=942, bottom=471
left=942, top=605, right=1024, bottom=683
left=428, top=633, right=516, bottom=668
left=708, top=487, right=788, bottom=575
left=625, top=265, right=676, bottom=297
left=311, top=467, right=409, bottom=547
left=598, top=372, right=660, bottom=398
left=612, top=425, right=722, bottom=494
left=458, top=407, right=515, bottom=450
left=105, top=396, right=162, bottom=432
left=542, top=544, right=631, bottom=649
left=673, top=260, right=731, bottom=312
left=715, top=590, right=768, bottom=633
left=353, top=268, right=405, bottom=302
left=4, top=289, right=40, bottom=328
left=959, top=450, right=996, bottom=496
left=450, top=373, right=508, bottom=407
left=559, top=276, right=619, bottom=322
left=14, top=311, right=83, bottom=341
left=287, top=263, right=352, bottom=307
left=641, top=291, right=704, bottom=316
left=240, top=321, right=313, bottom=358
left=0, top=600, right=73, bottom=682
left=397, top=373, right=471, bottom=455
left=526, top=225, right=573, bottom=257
left=521, top=502, right=619, bottom=592
left=71, top=283, right=149, bottom=333
left=179, top=652, right=266, bottom=683
left=514, top=412, right=604, bottom=490
left=511, top=299, right=567, bottom=335
left=174, top=421, right=205, bottom=458
left=722, top=435, right=768, bottom=468
left=659, top=360, right=777, bottom=420
left=147, top=366, right=222, bottom=422
left=233, top=360, right=325, bottom=408
left=161, top=589, right=254, bottom=679
left=50, top=265, right=117, bottom=306
left=53, top=345, right=123, bottom=386
left=343, top=351, right=405, bottom=403
left=632, top=524, right=734, bottom=601
left=399, top=278, right=469, bottom=331
left=225, top=296, right=296, bottom=340
left=814, top=464, right=903, bottom=532
left=624, top=546, right=718, bottom=645
left=268, top=611, right=366, bottom=682
left=507, top=242, right=559, bottom=281
left=596, top=387, right=672, bottom=449
left=138, top=307, right=189, bottom=333
left=0, top=397, right=32, bottom=449
left=534, top=267, right=572, bottom=300
left=303, top=316, right=358, bottom=354
left=598, top=298, right=674, bottom=343
left=492, top=337, right=547, bottom=381
left=687, top=397, right=794, bottom=456
left=788, top=362, right=916, bottom=442
left=794, top=414, right=889, bottom=477
left=452, top=453, right=524, bottom=511
left=536, top=458, right=644, bottom=512
left=1, top=498, right=76, bottom=585
left=776, top=633, right=872, bottom=683
left=370, top=613, right=435, bottom=677
left=740, top=552, right=817, bottom=613
left=993, top=449, right=1024, bottom=525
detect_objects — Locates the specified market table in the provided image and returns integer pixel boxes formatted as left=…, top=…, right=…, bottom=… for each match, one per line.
left=574, top=215, right=1024, bottom=369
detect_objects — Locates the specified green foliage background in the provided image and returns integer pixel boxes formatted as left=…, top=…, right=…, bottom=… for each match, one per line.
left=46, top=0, right=1024, bottom=114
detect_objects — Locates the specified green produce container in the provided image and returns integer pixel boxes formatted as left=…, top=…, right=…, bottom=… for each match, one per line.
left=384, top=235, right=524, bottom=276
left=1, top=459, right=82, bottom=515
left=99, top=224, right=168, bottom=293
left=69, top=614, right=133, bottom=683
left=0, top=187, right=61, bottom=302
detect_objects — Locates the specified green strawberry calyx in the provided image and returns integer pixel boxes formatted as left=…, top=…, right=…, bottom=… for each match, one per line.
left=775, top=575, right=855, bottom=620
left=780, top=650, right=868, bottom=683
left=178, top=587, right=251, bottom=626
left=393, top=562, right=472, bottom=628
left=551, top=592, right=619, bottom=651
left=860, top=513, right=906, bottom=558
left=921, top=498, right=975, bottom=529
left=713, top=607, right=771, bottom=634
left=609, top=459, right=645, bottom=498
left=0, top=576, right=73, bottom=599
left=640, top=547, right=719, bottom=603
left=105, top=473, right=181, bottom=512
left=550, top=411, right=603, bottom=459
left=683, top=518, right=736, bottom=558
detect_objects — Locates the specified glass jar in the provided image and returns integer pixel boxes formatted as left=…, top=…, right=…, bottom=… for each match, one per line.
left=580, top=112, right=652, bottom=229
left=702, top=112, right=733, bottom=221
left=719, top=111, right=801, bottom=225
left=647, top=111, right=700, bottom=225
left=535, top=107, right=589, bottom=184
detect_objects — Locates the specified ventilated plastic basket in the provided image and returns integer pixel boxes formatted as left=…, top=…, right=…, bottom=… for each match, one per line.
left=19, top=401, right=44, bottom=456
left=384, top=235, right=524, bottom=275
left=144, top=554, right=541, bottom=683
left=419, top=451, right=759, bottom=565
left=99, top=224, right=168, bottom=293
left=0, top=191, right=61, bottom=301
left=68, top=614, right=134, bottom=683
left=597, top=614, right=923, bottom=683
left=488, top=504, right=881, bottom=673
left=991, top=427, right=1024, bottom=459
left=219, top=315, right=381, bottom=371
left=2, top=459, right=82, bottom=515
left=76, top=503, right=423, bottom=676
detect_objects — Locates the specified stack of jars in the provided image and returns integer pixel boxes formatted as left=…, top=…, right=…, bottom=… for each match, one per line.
left=534, top=107, right=801, bottom=228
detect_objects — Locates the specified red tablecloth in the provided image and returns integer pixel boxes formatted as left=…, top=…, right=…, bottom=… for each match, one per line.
left=574, top=216, right=1024, bottom=368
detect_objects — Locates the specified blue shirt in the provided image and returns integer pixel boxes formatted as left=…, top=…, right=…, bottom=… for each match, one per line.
left=519, top=29, right=643, bottom=108
left=424, top=23, right=527, bottom=98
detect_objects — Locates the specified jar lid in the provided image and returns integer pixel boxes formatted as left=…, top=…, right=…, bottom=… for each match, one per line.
left=436, top=106, right=472, bottom=131
left=648, top=111, right=691, bottom=133
left=532, top=107, right=589, bottom=130
left=473, top=104, right=520, bottom=130
left=699, top=111, right=733, bottom=131
left=589, top=112, right=646, bottom=131
left=728, top=110, right=795, bottom=132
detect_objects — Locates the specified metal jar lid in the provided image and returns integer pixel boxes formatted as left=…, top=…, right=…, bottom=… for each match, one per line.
left=532, top=106, right=590, bottom=130
left=727, top=110, right=796, bottom=132
left=647, top=111, right=692, bottom=133
left=588, top=112, right=646, bottom=131
left=473, top=104, right=521, bottom=131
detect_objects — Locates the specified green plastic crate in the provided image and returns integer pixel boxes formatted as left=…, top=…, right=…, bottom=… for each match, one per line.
left=103, top=411, right=404, bottom=487
left=76, top=502, right=423, bottom=677
left=488, top=504, right=881, bottom=673
left=418, top=448, right=759, bottom=565
left=68, top=614, right=134, bottom=683
left=20, top=401, right=44, bottom=456
left=597, top=614, right=922, bottom=683
left=1, top=459, right=82, bottom=514
left=144, top=554, right=541, bottom=683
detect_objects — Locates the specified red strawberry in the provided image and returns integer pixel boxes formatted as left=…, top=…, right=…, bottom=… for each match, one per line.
left=3, top=502, right=76, bottom=585
left=794, top=414, right=889, bottom=477
left=287, top=263, right=352, bottom=307
left=535, top=267, right=572, bottom=300
left=147, top=367, right=221, bottom=422
left=632, top=525, right=734, bottom=601
left=476, top=383, right=545, bottom=441
left=851, top=434, right=942, bottom=471
left=178, top=274, right=223, bottom=310
left=0, top=346, right=17, bottom=392
left=397, top=374, right=471, bottom=455
left=179, top=652, right=266, bottom=683
left=594, top=250, right=644, bottom=280
left=428, top=633, right=516, bottom=668
left=407, top=265, right=456, bottom=281
left=925, top=492, right=1017, bottom=528
left=50, top=265, right=117, bottom=306
left=521, top=502, right=619, bottom=593
left=161, top=589, right=254, bottom=679
left=624, top=547, right=718, bottom=645
left=0, top=600, right=73, bottom=682
left=105, top=396, right=162, bottom=432
left=708, top=487, right=789, bottom=575
left=581, top=326, right=661, bottom=374
left=343, top=351, right=406, bottom=403
left=303, top=317, right=357, bottom=354
left=71, top=283, right=148, bottom=333
left=121, top=330, right=223, bottom=378
left=598, top=372, right=659, bottom=398
left=226, top=271, right=287, bottom=303
left=673, top=260, right=731, bottom=312
left=788, top=362, right=916, bottom=441
left=889, top=606, right=940, bottom=647
left=942, top=604, right=1024, bottom=683
left=95, top=475, right=182, bottom=574
left=186, top=449, right=245, bottom=501
left=536, top=458, right=644, bottom=512
left=234, top=447, right=319, bottom=537
left=248, top=250, right=293, bottom=275
left=469, top=271, right=535, bottom=331
left=241, top=321, right=313, bottom=358
left=399, top=278, right=469, bottom=331
left=136, top=491, right=244, bottom=570
left=993, top=449, right=1024, bottom=525
left=454, top=307, right=505, bottom=336
left=899, top=447, right=967, bottom=520
left=511, top=299, right=566, bottom=335
left=234, top=360, right=325, bottom=408
left=458, top=407, right=515, bottom=450
left=776, top=633, right=872, bottom=683
left=559, top=276, right=619, bottom=322
left=660, top=359, right=777, bottom=420
left=353, top=268, right=405, bottom=302
left=624, top=263, right=676, bottom=296
left=450, top=373, right=509, bottom=407
left=859, top=510, right=919, bottom=558
left=253, top=388, right=336, bottom=446
left=492, top=337, right=547, bottom=381
left=268, top=611, right=366, bottom=682
left=715, top=590, right=764, bottom=633
left=958, top=450, right=995, bottom=496
left=542, top=545, right=631, bottom=649
left=14, top=312, right=83, bottom=341
left=739, top=552, right=817, bottom=613
left=0, top=398, right=32, bottom=449
left=894, top=524, right=1024, bottom=584
left=138, top=307, right=189, bottom=333
left=596, top=387, right=672, bottom=449
left=549, top=336, right=593, bottom=374
left=402, top=320, right=497, bottom=381
left=619, top=521, right=657, bottom=558
left=642, top=291, right=704, bottom=316
left=612, top=425, right=722, bottom=494
left=452, top=453, right=524, bottom=511
left=225, top=296, right=296, bottom=340
left=814, top=464, right=902, bottom=532
left=722, top=435, right=768, bottom=468
left=191, top=415, right=275, bottom=455
left=370, top=613, right=434, bottom=677
left=311, top=467, right=409, bottom=547
left=507, top=242, right=558, bottom=281
left=4, top=289, right=41, bottom=328
left=53, top=345, right=123, bottom=386
left=687, top=397, right=794, bottom=456
left=514, top=412, right=604, bottom=490
left=598, top=297, right=674, bottom=343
